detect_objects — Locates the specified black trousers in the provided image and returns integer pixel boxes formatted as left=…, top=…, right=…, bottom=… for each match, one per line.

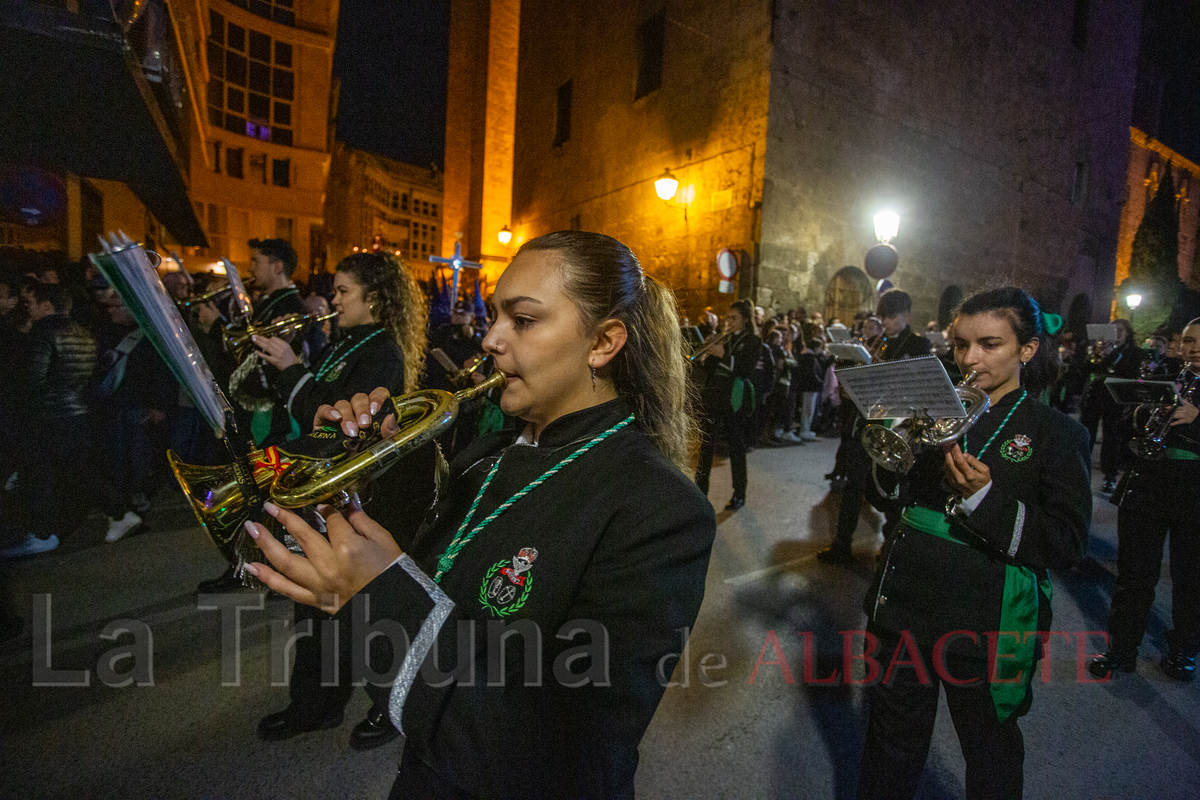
left=1108, top=505, right=1200, bottom=657
left=834, top=438, right=871, bottom=549
left=288, top=600, right=355, bottom=721
left=696, top=407, right=748, bottom=498
left=1081, top=391, right=1130, bottom=478
left=859, top=633, right=1028, bottom=800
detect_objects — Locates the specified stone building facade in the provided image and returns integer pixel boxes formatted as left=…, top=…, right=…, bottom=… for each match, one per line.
left=180, top=0, right=339, bottom=282
left=455, top=0, right=1142, bottom=324
left=324, top=140, right=445, bottom=279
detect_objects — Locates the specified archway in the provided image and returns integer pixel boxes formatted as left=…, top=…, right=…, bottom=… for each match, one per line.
left=823, top=266, right=876, bottom=326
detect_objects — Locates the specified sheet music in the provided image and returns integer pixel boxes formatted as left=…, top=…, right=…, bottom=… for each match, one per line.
left=825, top=327, right=852, bottom=343
left=835, top=355, right=965, bottom=420
left=1104, top=378, right=1179, bottom=406
left=827, top=343, right=872, bottom=364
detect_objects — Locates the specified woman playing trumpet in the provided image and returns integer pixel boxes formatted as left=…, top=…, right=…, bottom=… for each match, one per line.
left=250, top=250, right=430, bottom=750
left=857, top=287, right=1091, bottom=800
left=245, top=231, right=715, bottom=798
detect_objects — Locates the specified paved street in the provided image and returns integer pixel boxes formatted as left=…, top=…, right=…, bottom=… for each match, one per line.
left=2, top=434, right=1198, bottom=799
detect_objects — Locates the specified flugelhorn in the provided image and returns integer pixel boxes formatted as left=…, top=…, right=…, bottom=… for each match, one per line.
left=169, top=372, right=507, bottom=582
left=223, top=311, right=339, bottom=362
left=861, top=370, right=991, bottom=473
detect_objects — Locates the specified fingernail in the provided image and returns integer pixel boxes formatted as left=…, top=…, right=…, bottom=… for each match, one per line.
left=263, top=502, right=279, bottom=516
left=245, top=521, right=259, bottom=538
left=359, top=414, right=370, bottom=426
left=346, top=422, right=358, bottom=436
left=245, top=564, right=260, bottom=577
left=369, top=402, right=379, bottom=415
left=329, top=409, right=341, bottom=420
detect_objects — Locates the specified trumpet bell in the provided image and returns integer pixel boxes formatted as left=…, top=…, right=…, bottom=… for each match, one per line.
left=167, top=449, right=277, bottom=568
left=861, top=425, right=916, bottom=473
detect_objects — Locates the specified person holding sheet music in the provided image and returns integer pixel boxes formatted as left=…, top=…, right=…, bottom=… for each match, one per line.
left=856, top=287, right=1091, bottom=800
left=1090, top=318, right=1200, bottom=682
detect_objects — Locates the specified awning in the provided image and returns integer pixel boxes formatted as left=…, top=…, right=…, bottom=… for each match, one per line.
left=0, top=1, right=207, bottom=246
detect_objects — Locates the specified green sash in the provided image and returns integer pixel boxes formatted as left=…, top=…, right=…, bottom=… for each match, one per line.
left=1166, top=447, right=1200, bottom=461
left=900, top=506, right=1046, bottom=722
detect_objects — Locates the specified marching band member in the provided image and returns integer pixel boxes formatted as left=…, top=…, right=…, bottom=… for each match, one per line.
left=250, top=251, right=429, bottom=748
left=694, top=298, right=761, bottom=510
left=1080, top=318, right=1143, bottom=493
left=1091, top=318, right=1200, bottom=682
left=246, top=231, right=716, bottom=798
left=857, top=287, right=1091, bottom=800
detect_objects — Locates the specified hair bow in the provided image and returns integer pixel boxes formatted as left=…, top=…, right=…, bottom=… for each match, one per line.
left=1041, top=312, right=1063, bottom=335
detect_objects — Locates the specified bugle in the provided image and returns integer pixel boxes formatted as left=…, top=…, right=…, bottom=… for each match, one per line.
left=688, top=331, right=732, bottom=363
left=1130, top=365, right=1200, bottom=459
left=223, top=311, right=339, bottom=363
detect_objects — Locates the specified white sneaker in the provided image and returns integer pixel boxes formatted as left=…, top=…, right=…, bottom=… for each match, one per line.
left=783, top=431, right=805, bottom=443
left=799, top=431, right=818, bottom=441
left=0, top=533, right=59, bottom=560
left=105, top=512, right=143, bottom=543
left=773, top=428, right=785, bottom=440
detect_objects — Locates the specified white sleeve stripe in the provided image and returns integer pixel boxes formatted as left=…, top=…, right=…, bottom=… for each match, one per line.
left=1008, top=501, right=1026, bottom=558
left=389, top=554, right=454, bottom=734
left=286, top=371, right=314, bottom=418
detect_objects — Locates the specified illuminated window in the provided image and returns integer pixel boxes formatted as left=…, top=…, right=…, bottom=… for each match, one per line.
left=206, top=12, right=294, bottom=146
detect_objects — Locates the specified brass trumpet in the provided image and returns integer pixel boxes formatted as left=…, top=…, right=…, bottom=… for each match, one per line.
left=449, top=353, right=491, bottom=389
left=861, top=370, right=991, bottom=473
left=176, top=276, right=255, bottom=313
left=170, top=371, right=507, bottom=583
left=688, top=331, right=732, bottom=363
left=223, top=311, right=339, bottom=362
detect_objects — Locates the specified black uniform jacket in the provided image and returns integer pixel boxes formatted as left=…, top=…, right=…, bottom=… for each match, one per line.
left=1116, top=399, right=1200, bottom=518
left=866, top=391, right=1092, bottom=653
left=877, top=326, right=932, bottom=363
left=360, top=399, right=716, bottom=798
left=273, top=323, right=404, bottom=432
left=699, top=330, right=762, bottom=413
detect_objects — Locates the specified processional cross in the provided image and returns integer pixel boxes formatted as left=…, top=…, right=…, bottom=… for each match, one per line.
left=428, top=238, right=483, bottom=300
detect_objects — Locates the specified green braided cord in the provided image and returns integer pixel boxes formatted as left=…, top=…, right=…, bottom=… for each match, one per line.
left=434, top=414, right=634, bottom=583
left=316, top=328, right=385, bottom=381
left=963, top=390, right=1026, bottom=459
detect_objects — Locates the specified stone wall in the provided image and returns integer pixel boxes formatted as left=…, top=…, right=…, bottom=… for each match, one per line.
left=759, top=0, right=1141, bottom=325
left=509, top=0, right=773, bottom=321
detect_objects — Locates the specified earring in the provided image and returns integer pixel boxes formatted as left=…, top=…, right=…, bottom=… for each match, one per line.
left=590, top=362, right=597, bottom=390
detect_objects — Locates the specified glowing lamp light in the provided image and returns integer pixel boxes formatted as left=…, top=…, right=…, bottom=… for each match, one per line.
left=1126, top=293, right=1143, bottom=309
left=352, top=246, right=359, bottom=252
left=873, top=211, right=900, bottom=244
left=498, top=225, right=512, bottom=245
left=655, top=168, right=679, bottom=201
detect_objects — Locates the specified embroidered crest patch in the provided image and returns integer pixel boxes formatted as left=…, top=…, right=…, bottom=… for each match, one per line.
left=479, top=547, right=538, bottom=618
left=321, top=361, right=347, bottom=382
left=1000, top=434, right=1033, bottom=462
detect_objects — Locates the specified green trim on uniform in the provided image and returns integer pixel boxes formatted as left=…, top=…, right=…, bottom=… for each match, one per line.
left=900, top=505, right=1042, bottom=722
left=1165, top=447, right=1200, bottom=460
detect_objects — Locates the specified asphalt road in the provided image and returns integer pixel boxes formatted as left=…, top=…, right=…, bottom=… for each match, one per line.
left=1, top=434, right=1197, bottom=799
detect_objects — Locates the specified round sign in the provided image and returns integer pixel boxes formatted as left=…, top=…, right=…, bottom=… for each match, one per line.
left=864, top=243, right=899, bottom=280
left=716, top=248, right=739, bottom=279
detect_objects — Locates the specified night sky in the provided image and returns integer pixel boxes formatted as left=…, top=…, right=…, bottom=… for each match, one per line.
left=332, top=0, right=450, bottom=169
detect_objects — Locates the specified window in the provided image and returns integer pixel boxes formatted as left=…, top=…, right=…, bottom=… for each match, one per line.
left=245, top=0, right=296, bottom=27
left=391, top=192, right=399, bottom=209
left=205, top=17, right=294, bottom=146
left=401, top=193, right=409, bottom=212
left=1072, top=0, right=1089, bottom=51
left=272, top=158, right=290, bottom=187
left=635, top=12, right=665, bottom=99
left=431, top=203, right=438, bottom=217
left=226, top=147, right=244, bottom=179
left=1071, top=160, right=1088, bottom=203
left=211, top=141, right=222, bottom=173
left=249, top=153, right=267, bottom=184
left=423, top=201, right=430, bottom=215
left=553, top=79, right=572, bottom=147
left=275, top=216, right=294, bottom=242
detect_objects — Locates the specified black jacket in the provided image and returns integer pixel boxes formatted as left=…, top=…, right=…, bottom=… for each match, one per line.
left=273, top=323, right=405, bottom=433
left=361, top=400, right=715, bottom=798
left=26, top=314, right=96, bottom=418
left=866, top=391, right=1092, bottom=652
left=877, top=326, right=932, bottom=363
left=699, top=330, right=762, bottom=413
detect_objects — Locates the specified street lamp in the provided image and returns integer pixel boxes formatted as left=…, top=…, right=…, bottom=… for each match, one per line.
left=655, top=168, right=680, bottom=201
left=498, top=225, right=512, bottom=245
left=873, top=210, right=900, bottom=244
left=1125, top=293, right=1143, bottom=309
